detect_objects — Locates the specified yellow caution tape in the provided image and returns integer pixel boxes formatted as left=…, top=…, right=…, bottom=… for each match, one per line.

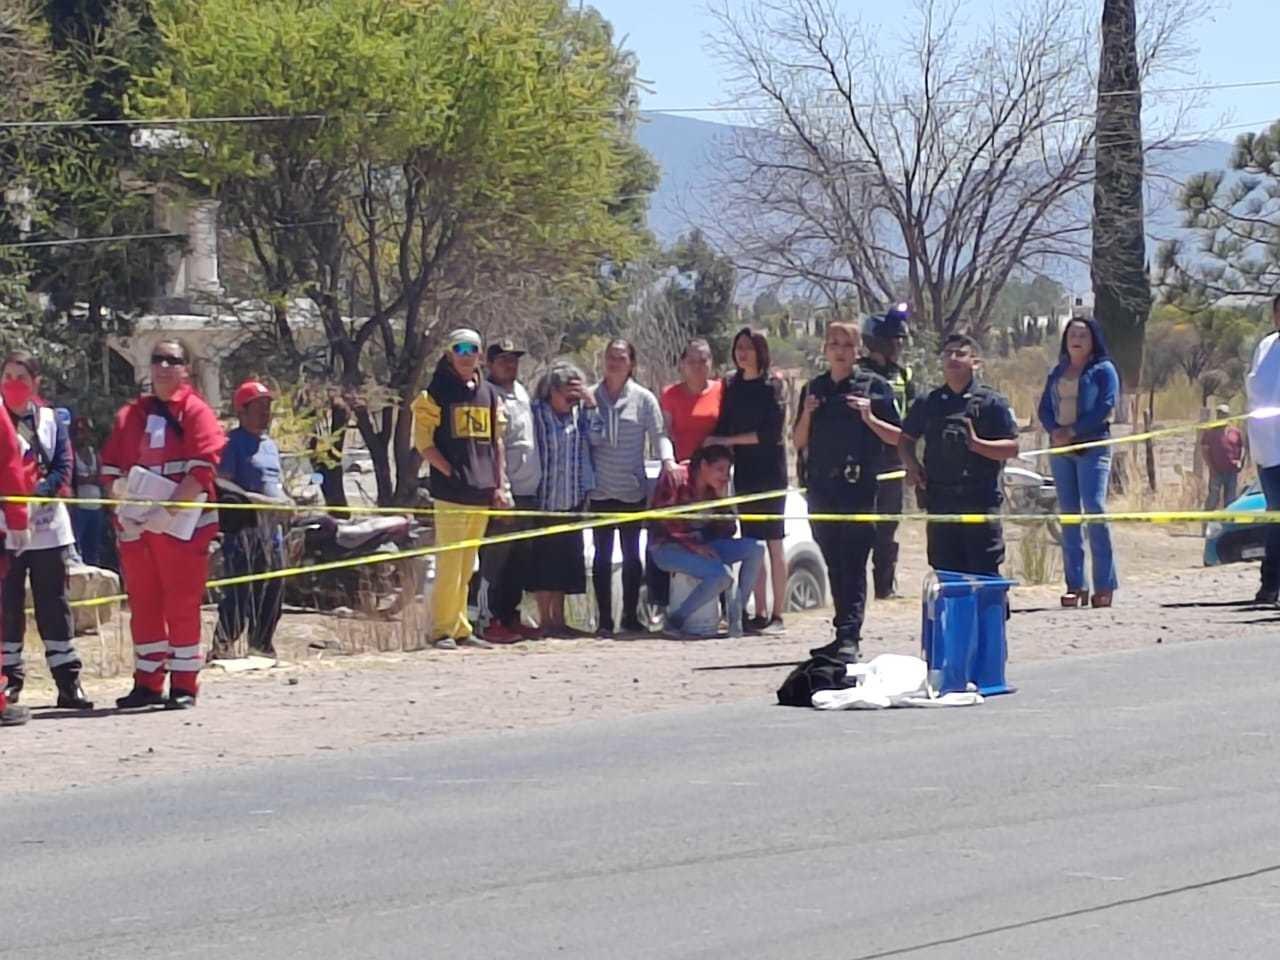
left=61, top=487, right=797, bottom=610
left=12, top=410, right=1273, bottom=517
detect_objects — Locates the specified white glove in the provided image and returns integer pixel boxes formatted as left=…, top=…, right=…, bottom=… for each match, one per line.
left=6, top=527, right=31, bottom=555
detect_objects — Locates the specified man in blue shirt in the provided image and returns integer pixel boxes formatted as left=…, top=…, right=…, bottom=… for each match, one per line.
left=211, top=380, right=288, bottom=660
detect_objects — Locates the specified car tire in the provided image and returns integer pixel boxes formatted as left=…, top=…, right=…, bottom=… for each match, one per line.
left=785, top=562, right=825, bottom=612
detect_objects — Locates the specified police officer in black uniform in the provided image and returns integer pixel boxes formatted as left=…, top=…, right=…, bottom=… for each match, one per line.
left=898, top=334, right=1020, bottom=576
left=857, top=305, right=915, bottom=599
left=794, top=321, right=901, bottom=663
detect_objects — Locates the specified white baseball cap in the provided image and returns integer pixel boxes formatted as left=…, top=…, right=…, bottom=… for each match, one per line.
left=446, top=328, right=483, bottom=350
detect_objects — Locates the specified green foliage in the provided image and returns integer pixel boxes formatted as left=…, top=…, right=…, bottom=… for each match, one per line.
left=133, top=0, right=655, bottom=503
left=1158, top=118, right=1280, bottom=300
left=663, top=229, right=737, bottom=363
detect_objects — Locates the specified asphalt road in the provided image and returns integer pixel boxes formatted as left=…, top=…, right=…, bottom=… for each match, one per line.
left=7, top=632, right=1280, bottom=960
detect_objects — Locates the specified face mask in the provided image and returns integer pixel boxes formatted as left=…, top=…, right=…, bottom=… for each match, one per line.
left=2, top=380, right=33, bottom=410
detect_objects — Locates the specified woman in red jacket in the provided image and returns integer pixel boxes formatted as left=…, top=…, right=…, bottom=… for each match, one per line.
left=0, top=407, right=31, bottom=727
left=102, top=339, right=225, bottom=710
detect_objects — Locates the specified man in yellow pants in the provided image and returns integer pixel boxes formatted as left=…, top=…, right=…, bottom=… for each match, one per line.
left=413, top=328, right=510, bottom=649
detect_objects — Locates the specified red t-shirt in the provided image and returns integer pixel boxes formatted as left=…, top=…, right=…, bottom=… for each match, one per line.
left=1203, top=425, right=1243, bottom=474
left=660, top=380, right=723, bottom=462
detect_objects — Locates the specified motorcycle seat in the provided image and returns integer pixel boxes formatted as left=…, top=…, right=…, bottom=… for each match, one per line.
left=335, top=515, right=409, bottom=549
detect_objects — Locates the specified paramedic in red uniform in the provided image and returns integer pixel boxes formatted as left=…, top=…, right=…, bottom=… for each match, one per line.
left=102, top=339, right=225, bottom=710
left=0, top=408, right=31, bottom=726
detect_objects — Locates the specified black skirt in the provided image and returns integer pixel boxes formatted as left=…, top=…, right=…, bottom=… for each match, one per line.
left=526, top=521, right=587, bottom=594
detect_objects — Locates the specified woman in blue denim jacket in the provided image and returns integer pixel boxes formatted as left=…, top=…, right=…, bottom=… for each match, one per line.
left=1037, top=318, right=1120, bottom=608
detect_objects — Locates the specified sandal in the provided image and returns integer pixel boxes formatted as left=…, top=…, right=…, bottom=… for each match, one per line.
left=1091, top=591, right=1113, bottom=609
left=1060, top=590, right=1089, bottom=608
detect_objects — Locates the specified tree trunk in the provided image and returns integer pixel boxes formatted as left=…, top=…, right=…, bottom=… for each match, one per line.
left=1092, top=0, right=1152, bottom=421
left=313, top=405, right=349, bottom=510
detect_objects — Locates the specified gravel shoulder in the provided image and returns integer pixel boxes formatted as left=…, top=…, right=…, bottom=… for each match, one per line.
left=3, top=525, right=1273, bottom=797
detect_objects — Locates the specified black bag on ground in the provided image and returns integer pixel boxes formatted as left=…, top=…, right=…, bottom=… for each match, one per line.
left=776, top=654, right=857, bottom=707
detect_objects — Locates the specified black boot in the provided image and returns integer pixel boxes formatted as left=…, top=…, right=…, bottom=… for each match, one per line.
left=809, top=633, right=861, bottom=665
left=55, top=675, right=94, bottom=711
left=115, top=685, right=168, bottom=710
left=0, top=703, right=29, bottom=726
left=166, top=690, right=197, bottom=710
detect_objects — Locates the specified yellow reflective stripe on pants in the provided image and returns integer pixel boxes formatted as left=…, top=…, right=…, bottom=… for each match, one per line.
left=432, top=499, right=489, bottom=641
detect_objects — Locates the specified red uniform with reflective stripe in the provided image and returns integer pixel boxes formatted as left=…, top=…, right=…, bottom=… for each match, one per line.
left=0, top=411, right=28, bottom=712
left=102, top=385, right=225, bottom=695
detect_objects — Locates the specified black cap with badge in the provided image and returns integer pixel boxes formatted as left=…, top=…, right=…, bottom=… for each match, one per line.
left=486, top=338, right=526, bottom=361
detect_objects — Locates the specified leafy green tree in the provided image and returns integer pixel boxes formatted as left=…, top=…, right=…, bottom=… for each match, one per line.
left=0, top=1, right=169, bottom=427
left=1158, top=118, right=1280, bottom=301
left=134, top=0, right=653, bottom=504
left=664, top=229, right=737, bottom=363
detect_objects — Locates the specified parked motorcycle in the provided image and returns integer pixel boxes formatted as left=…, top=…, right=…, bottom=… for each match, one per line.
left=281, top=512, right=430, bottom=615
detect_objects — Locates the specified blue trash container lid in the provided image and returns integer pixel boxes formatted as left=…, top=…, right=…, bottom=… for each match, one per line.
left=931, top=569, right=1017, bottom=591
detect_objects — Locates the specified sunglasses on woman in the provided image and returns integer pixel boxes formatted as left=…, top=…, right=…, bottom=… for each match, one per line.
left=450, top=342, right=479, bottom=357
left=150, top=354, right=187, bottom=368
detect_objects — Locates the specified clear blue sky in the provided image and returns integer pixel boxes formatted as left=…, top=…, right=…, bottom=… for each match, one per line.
left=588, top=0, right=1279, bottom=139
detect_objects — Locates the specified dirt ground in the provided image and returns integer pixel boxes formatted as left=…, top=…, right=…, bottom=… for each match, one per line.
left=3, top=523, right=1274, bottom=797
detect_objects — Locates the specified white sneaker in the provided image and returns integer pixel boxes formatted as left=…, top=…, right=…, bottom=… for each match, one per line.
left=433, top=637, right=458, bottom=650
left=457, top=634, right=494, bottom=649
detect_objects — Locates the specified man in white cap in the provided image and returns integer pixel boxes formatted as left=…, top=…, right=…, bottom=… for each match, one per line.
left=211, top=379, right=289, bottom=660
left=413, top=328, right=510, bottom=648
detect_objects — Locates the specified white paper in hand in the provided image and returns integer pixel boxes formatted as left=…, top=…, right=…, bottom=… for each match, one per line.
left=121, top=466, right=207, bottom=541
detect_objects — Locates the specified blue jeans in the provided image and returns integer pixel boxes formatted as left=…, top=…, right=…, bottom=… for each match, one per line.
left=651, top=538, right=764, bottom=629
left=1259, top=464, right=1280, bottom=593
left=70, top=508, right=103, bottom=568
left=1050, top=449, right=1118, bottom=593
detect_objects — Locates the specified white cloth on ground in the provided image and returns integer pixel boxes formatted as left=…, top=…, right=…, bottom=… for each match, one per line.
left=810, top=654, right=984, bottom=710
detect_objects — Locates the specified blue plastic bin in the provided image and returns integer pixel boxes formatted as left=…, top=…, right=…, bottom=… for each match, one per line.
left=920, top=570, right=1017, bottom=696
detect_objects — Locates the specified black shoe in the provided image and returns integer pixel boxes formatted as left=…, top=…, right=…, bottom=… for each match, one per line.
left=809, top=637, right=861, bottom=664
left=1255, top=587, right=1278, bottom=604
left=0, top=703, right=30, bottom=726
left=55, top=680, right=94, bottom=711
left=115, top=686, right=168, bottom=710
left=745, top=615, right=769, bottom=634
left=247, top=645, right=278, bottom=659
left=166, top=692, right=197, bottom=711
left=2, top=682, right=20, bottom=705
left=620, top=616, right=645, bottom=634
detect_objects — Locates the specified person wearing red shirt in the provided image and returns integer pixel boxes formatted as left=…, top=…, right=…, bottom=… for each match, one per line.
left=0, top=407, right=31, bottom=726
left=1201, top=404, right=1245, bottom=511
left=102, top=339, right=226, bottom=710
left=660, top=339, right=723, bottom=463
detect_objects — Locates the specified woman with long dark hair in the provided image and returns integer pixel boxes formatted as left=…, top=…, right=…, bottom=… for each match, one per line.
left=0, top=352, right=92, bottom=710
left=1037, top=317, right=1120, bottom=608
left=705, top=327, right=788, bottom=632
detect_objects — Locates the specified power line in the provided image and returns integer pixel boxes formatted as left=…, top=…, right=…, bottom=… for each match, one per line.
left=0, top=231, right=183, bottom=250
left=638, top=78, right=1280, bottom=116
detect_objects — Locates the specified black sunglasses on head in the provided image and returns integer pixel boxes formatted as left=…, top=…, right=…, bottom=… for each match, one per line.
left=151, top=354, right=186, bottom=368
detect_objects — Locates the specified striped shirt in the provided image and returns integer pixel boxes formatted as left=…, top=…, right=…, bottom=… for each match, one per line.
left=585, top=379, right=671, bottom=503
left=532, top=400, right=594, bottom=512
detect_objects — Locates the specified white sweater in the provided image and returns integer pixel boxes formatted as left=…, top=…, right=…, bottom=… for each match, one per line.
left=1246, top=331, right=1280, bottom=469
